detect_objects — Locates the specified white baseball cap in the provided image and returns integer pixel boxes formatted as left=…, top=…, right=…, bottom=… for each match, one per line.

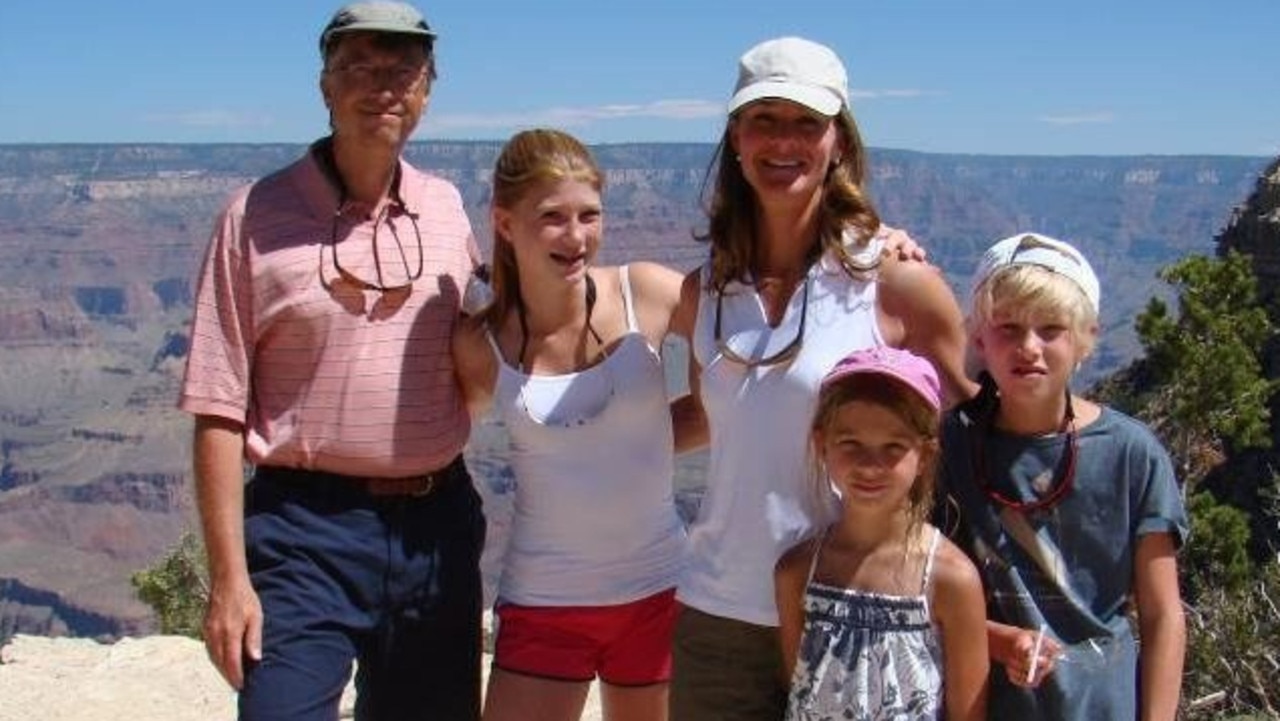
left=971, top=232, right=1101, bottom=313
left=727, top=37, right=849, bottom=117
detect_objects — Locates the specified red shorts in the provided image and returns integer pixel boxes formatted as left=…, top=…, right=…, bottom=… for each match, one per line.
left=492, top=588, right=677, bottom=686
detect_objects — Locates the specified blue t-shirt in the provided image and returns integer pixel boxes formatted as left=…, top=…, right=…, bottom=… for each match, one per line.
left=939, top=405, right=1188, bottom=720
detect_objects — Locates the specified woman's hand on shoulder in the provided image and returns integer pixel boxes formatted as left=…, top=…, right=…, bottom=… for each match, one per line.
left=877, top=225, right=928, bottom=263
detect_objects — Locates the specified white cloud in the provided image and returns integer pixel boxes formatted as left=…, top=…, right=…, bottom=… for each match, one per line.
left=427, top=90, right=933, bottom=133
left=1038, top=112, right=1115, bottom=126
left=143, top=111, right=274, bottom=129
left=849, top=88, right=930, bottom=99
left=427, top=99, right=723, bottom=131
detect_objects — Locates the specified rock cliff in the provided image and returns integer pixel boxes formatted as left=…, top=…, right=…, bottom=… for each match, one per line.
left=1217, top=156, right=1280, bottom=309
left=0, top=141, right=1270, bottom=640
left=1210, top=155, right=1280, bottom=555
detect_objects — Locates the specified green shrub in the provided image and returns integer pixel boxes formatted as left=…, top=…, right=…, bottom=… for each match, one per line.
left=1184, top=492, right=1254, bottom=594
left=130, top=532, right=208, bottom=638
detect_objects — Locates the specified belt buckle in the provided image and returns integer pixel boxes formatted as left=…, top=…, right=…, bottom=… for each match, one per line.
left=410, top=473, right=437, bottom=497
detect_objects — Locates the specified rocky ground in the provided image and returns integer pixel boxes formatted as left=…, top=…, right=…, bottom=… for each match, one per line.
left=0, top=633, right=603, bottom=721
left=0, top=477, right=597, bottom=721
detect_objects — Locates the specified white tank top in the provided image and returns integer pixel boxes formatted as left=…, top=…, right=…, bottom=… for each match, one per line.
left=489, top=266, right=687, bottom=606
left=681, top=240, right=886, bottom=626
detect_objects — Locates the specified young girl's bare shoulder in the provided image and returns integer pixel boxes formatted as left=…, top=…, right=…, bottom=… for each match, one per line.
left=775, top=535, right=822, bottom=578
left=928, top=531, right=983, bottom=598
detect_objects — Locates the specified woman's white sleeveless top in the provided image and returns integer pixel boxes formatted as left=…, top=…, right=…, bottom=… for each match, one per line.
left=681, top=241, right=886, bottom=626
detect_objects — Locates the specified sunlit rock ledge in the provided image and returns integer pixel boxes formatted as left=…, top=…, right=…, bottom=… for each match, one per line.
left=0, top=625, right=605, bottom=721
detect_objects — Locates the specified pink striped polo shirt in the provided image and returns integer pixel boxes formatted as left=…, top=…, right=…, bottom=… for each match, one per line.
left=179, top=145, right=477, bottom=478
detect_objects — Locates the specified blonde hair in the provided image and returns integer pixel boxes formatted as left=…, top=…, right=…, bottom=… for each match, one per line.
left=807, top=373, right=940, bottom=542
left=968, top=264, right=1100, bottom=364
left=698, top=107, right=881, bottom=291
left=485, top=128, right=603, bottom=326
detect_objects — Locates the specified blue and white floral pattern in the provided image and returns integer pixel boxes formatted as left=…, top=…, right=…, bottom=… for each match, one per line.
left=785, top=582, right=943, bottom=721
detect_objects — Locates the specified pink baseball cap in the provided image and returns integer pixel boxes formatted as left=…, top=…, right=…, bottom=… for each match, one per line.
left=820, top=346, right=942, bottom=411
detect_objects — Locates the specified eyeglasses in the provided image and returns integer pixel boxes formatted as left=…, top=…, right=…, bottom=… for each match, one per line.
left=713, top=275, right=809, bottom=368
left=328, top=62, right=426, bottom=89
left=320, top=204, right=423, bottom=307
left=970, top=395, right=1077, bottom=513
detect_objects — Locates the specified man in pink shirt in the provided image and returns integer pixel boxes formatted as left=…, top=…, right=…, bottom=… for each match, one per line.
left=178, top=3, right=483, bottom=718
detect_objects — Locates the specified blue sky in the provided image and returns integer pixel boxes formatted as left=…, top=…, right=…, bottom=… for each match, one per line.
left=1, top=0, right=1275, bottom=156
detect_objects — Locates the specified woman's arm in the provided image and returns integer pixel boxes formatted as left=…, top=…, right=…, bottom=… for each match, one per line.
left=670, top=392, right=707, bottom=454
left=1133, top=531, right=1185, bottom=721
left=877, top=257, right=978, bottom=406
left=631, top=262, right=709, bottom=452
left=669, top=270, right=708, bottom=453
left=932, top=541, right=990, bottom=721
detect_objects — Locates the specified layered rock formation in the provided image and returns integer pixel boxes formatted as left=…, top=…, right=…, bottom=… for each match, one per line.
left=1217, top=156, right=1280, bottom=308
left=0, top=142, right=1270, bottom=640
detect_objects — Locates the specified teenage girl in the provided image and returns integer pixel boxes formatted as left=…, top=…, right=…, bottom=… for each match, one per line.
left=453, top=128, right=695, bottom=721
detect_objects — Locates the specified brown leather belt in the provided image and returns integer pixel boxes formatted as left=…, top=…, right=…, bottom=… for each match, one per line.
left=257, top=456, right=467, bottom=498
left=361, top=470, right=450, bottom=497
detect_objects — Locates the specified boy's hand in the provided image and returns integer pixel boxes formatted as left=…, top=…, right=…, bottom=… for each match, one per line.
left=1006, top=626, right=1061, bottom=688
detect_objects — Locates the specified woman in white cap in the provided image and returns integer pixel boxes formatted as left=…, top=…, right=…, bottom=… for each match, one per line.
left=668, top=36, right=975, bottom=720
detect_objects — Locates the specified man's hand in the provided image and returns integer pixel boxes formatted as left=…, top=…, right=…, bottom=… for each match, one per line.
left=203, top=575, right=263, bottom=690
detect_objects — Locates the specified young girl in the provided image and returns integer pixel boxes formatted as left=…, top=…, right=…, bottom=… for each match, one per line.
left=776, top=346, right=989, bottom=721
left=941, top=232, right=1188, bottom=720
left=452, top=128, right=695, bottom=721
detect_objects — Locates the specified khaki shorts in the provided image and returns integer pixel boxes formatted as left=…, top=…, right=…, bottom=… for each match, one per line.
left=669, top=604, right=787, bottom=721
